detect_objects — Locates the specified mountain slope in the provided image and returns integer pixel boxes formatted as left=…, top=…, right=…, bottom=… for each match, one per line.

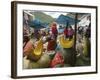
left=31, top=11, right=55, bottom=24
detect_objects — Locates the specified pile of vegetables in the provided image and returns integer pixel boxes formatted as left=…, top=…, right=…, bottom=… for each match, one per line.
left=59, top=35, right=74, bottom=48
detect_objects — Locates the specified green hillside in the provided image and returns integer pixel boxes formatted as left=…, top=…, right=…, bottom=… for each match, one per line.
left=31, top=11, right=55, bottom=24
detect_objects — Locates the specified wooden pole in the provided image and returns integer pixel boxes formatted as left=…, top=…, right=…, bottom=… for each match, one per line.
left=74, top=13, right=78, bottom=49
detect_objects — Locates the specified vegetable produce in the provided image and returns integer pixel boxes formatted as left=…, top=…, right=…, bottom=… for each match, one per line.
left=50, top=52, right=64, bottom=68
left=37, top=53, right=51, bottom=68
left=28, top=53, right=51, bottom=68
left=59, top=35, right=74, bottom=48
left=83, top=37, right=90, bottom=57
left=27, top=39, right=43, bottom=61
left=23, top=40, right=34, bottom=56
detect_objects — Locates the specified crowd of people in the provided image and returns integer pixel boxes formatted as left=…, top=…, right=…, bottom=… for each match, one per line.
left=23, top=21, right=75, bottom=55
left=23, top=17, right=91, bottom=68
left=23, top=21, right=76, bottom=68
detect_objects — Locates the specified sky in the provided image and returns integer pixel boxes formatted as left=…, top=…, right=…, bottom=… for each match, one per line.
left=43, top=12, right=67, bottom=18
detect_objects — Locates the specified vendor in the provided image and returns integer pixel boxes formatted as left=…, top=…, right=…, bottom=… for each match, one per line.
left=51, top=22, right=58, bottom=40
left=67, top=26, right=74, bottom=40
left=64, top=26, right=68, bottom=38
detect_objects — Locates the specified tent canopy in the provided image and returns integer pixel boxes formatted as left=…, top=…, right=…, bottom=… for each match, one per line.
left=29, top=19, right=46, bottom=29
left=56, top=14, right=80, bottom=26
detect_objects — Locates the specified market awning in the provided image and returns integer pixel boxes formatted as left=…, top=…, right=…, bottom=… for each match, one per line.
left=56, top=14, right=80, bottom=26
left=29, top=19, right=45, bottom=29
